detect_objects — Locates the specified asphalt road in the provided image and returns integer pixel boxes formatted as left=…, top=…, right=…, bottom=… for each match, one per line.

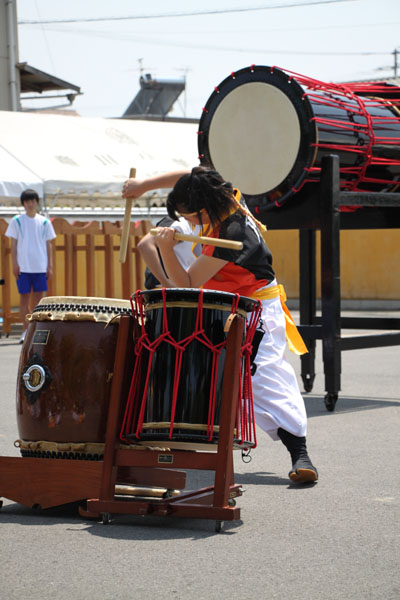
left=0, top=317, right=399, bottom=600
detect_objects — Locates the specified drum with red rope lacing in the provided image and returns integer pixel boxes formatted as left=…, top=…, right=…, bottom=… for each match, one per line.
left=197, top=65, right=400, bottom=211
left=120, top=288, right=261, bottom=451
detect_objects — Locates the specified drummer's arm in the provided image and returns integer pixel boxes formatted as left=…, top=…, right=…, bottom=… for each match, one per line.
left=122, top=170, right=190, bottom=199
left=156, top=228, right=227, bottom=287
left=137, top=232, right=173, bottom=287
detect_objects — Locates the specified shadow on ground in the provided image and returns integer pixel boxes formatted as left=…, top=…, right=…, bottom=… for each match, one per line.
left=0, top=499, right=241, bottom=538
left=304, top=395, right=398, bottom=417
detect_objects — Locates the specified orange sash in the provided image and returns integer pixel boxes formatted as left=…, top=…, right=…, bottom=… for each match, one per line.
left=252, top=284, right=308, bottom=356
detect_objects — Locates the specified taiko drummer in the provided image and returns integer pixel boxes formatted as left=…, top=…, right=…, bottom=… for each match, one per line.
left=122, top=166, right=318, bottom=484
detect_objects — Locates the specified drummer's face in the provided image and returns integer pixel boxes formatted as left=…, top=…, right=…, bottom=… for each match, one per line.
left=177, top=207, right=211, bottom=225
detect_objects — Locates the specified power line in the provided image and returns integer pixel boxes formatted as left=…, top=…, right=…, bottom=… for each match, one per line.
left=34, top=25, right=391, bottom=57
left=18, top=0, right=357, bottom=25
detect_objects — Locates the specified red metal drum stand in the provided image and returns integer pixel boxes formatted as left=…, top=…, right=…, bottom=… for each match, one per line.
left=82, top=313, right=245, bottom=532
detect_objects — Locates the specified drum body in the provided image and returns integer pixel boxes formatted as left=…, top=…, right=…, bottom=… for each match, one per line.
left=198, top=65, right=400, bottom=209
left=121, top=288, right=259, bottom=450
left=16, top=296, right=132, bottom=458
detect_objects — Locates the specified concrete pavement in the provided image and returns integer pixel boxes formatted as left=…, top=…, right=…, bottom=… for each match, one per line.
left=0, top=317, right=399, bottom=600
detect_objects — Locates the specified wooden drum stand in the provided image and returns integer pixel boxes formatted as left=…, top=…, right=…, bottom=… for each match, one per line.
left=0, top=313, right=246, bottom=532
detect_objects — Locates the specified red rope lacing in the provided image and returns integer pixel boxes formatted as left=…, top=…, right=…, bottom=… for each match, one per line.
left=235, top=297, right=261, bottom=447
left=269, top=66, right=400, bottom=194
left=120, top=291, right=262, bottom=449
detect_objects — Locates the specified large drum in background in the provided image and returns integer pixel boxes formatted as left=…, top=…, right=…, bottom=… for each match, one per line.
left=16, top=296, right=132, bottom=459
left=120, top=288, right=261, bottom=450
left=197, top=65, right=400, bottom=210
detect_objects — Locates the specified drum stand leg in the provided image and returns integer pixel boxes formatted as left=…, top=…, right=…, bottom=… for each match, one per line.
left=299, top=229, right=317, bottom=393
left=83, top=315, right=245, bottom=531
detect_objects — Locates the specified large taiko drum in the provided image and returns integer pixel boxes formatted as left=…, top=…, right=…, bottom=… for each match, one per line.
left=197, top=65, right=400, bottom=210
left=16, top=296, right=132, bottom=459
left=120, top=288, right=261, bottom=451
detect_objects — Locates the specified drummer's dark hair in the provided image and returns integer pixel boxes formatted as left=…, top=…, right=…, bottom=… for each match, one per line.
left=166, top=165, right=236, bottom=228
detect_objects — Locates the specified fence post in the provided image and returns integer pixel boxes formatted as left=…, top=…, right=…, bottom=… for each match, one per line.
left=47, top=239, right=57, bottom=297
left=121, top=232, right=133, bottom=299
left=133, top=220, right=152, bottom=291
left=0, top=219, right=20, bottom=334
left=86, top=233, right=95, bottom=296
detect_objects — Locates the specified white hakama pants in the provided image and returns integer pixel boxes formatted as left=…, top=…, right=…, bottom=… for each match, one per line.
left=251, top=283, right=307, bottom=441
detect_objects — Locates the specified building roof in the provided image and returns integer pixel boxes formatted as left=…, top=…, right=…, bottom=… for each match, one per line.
left=17, top=62, right=81, bottom=96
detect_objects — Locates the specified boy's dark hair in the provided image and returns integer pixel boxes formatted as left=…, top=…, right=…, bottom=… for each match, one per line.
left=20, top=189, right=40, bottom=206
left=166, top=165, right=235, bottom=228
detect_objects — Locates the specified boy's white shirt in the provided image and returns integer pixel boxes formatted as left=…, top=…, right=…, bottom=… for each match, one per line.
left=5, top=213, right=56, bottom=273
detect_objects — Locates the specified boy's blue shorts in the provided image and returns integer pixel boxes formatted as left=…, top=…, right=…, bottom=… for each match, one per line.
left=17, top=272, right=48, bottom=294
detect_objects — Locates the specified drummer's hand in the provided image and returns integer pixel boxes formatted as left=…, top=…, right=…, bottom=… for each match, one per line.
left=122, top=178, right=148, bottom=199
left=153, top=227, right=177, bottom=251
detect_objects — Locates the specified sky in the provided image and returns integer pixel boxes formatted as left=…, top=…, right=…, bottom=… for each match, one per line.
left=15, top=0, right=400, bottom=119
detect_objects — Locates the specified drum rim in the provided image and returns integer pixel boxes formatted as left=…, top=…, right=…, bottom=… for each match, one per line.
left=37, top=295, right=131, bottom=308
left=198, top=64, right=317, bottom=207
left=136, top=287, right=258, bottom=313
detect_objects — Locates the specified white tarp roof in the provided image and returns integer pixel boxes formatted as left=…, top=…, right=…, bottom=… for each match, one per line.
left=0, top=110, right=199, bottom=202
left=0, top=145, right=43, bottom=199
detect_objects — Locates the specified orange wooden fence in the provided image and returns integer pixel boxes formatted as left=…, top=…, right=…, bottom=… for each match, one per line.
left=0, top=218, right=152, bottom=335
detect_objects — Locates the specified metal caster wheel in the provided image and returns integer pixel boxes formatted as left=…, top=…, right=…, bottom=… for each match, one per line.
left=215, top=520, right=223, bottom=533
left=324, top=393, right=338, bottom=412
left=101, top=512, right=111, bottom=525
left=228, top=498, right=236, bottom=507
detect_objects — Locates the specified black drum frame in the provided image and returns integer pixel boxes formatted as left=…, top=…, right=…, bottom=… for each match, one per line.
left=260, top=154, right=400, bottom=411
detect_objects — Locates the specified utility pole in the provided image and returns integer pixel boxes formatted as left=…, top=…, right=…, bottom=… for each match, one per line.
left=393, top=48, right=399, bottom=78
left=0, top=0, right=21, bottom=110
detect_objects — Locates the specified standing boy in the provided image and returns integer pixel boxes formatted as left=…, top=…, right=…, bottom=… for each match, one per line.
left=5, top=189, right=56, bottom=343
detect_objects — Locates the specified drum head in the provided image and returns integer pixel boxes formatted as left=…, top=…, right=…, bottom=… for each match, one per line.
left=32, top=296, right=132, bottom=323
left=198, top=65, right=316, bottom=207
left=37, top=296, right=131, bottom=310
left=209, top=82, right=301, bottom=193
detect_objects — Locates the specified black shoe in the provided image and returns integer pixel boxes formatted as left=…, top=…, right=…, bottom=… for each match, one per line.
left=277, top=428, right=318, bottom=484
left=288, top=458, right=318, bottom=483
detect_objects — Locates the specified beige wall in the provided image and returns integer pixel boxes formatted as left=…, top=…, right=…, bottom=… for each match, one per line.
left=263, top=229, right=400, bottom=301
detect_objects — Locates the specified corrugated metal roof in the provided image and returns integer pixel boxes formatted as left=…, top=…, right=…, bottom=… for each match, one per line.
left=123, top=74, right=185, bottom=117
left=17, top=62, right=81, bottom=95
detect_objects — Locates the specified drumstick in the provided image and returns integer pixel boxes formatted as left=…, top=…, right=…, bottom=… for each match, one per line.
left=119, top=167, right=137, bottom=263
left=115, top=485, right=179, bottom=498
left=150, top=228, right=243, bottom=250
